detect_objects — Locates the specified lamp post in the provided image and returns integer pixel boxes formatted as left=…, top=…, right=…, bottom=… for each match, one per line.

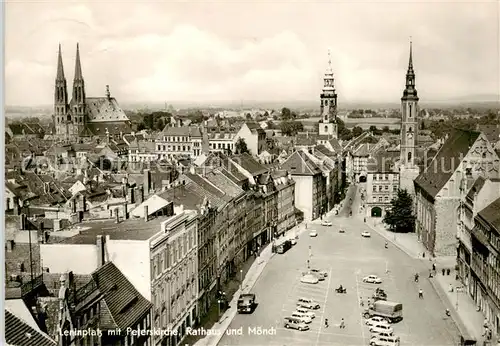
left=456, top=286, right=463, bottom=310
left=308, top=245, right=312, bottom=270
left=240, top=269, right=243, bottom=289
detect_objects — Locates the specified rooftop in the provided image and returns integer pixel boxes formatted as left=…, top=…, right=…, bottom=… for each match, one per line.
left=478, top=197, right=500, bottom=231
left=5, top=309, right=56, bottom=346
left=55, top=215, right=172, bottom=244
left=415, top=129, right=481, bottom=199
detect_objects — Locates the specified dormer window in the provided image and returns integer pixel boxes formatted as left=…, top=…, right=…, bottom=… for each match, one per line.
left=466, top=167, right=472, bottom=176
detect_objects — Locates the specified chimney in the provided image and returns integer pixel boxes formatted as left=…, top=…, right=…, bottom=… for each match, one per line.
left=143, top=169, right=151, bottom=195
left=115, top=208, right=120, bottom=223
left=123, top=203, right=128, bottom=219
left=189, top=165, right=195, bottom=174
left=82, top=195, right=87, bottom=212
left=13, top=197, right=19, bottom=215
left=96, top=235, right=105, bottom=267
left=127, top=187, right=134, bottom=204
left=53, top=219, right=61, bottom=232
left=19, top=214, right=26, bottom=230
left=144, top=205, right=149, bottom=222
left=136, top=187, right=144, bottom=205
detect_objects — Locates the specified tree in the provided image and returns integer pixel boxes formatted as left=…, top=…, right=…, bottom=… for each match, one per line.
left=187, top=110, right=204, bottom=124
left=281, top=107, right=292, bottom=120
left=235, top=138, right=249, bottom=154
left=383, top=189, right=416, bottom=233
left=352, top=126, right=363, bottom=137
left=382, top=126, right=390, bottom=133
left=280, top=120, right=303, bottom=136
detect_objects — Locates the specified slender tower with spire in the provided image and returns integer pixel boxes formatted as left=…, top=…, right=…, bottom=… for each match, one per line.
left=399, top=39, right=420, bottom=195
left=54, top=44, right=69, bottom=136
left=318, top=49, right=338, bottom=138
left=70, top=43, right=87, bottom=137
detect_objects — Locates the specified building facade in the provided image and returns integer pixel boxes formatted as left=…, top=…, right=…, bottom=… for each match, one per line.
left=155, top=127, right=203, bottom=160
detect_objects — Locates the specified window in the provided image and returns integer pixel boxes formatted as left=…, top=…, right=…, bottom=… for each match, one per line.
left=324, top=126, right=328, bottom=132
left=379, top=197, right=382, bottom=202
left=385, top=196, right=389, bottom=202
left=373, top=175, right=377, bottom=180
left=373, top=186, right=377, bottom=192
left=385, top=174, right=388, bottom=180
left=408, top=152, right=412, bottom=162
left=379, top=186, right=382, bottom=191
left=385, top=185, right=388, bottom=190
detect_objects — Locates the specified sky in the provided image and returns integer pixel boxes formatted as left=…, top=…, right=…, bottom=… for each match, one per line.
left=4, top=0, right=500, bottom=106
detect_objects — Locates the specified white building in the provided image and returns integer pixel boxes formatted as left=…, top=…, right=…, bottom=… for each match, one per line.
left=39, top=201, right=198, bottom=346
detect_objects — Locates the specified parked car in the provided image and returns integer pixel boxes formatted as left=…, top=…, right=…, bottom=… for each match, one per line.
left=310, top=268, right=328, bottom=278
left=283, top=317, right=309, bottom=331
left=369, top=335, right=400, bottom=346
left=369, top=323, right=394, bottom=335
left=339, top=228, right=345, bottom=233
left=309, top=230, right=318, bottom=237
left=366, top=316, right=391, bottom=326
left=291, top=312, right=312, bottom=324
left=321, top=220, right=332, bottom=226
left=363, top=275, right=382, bottom=284
left=300, top=274, right=319, bottom=284
left=361, top=231, right=371, bottom=238
left=295, top=307, right=315, bottom=319
left=296, top=297, right=320, bottom=309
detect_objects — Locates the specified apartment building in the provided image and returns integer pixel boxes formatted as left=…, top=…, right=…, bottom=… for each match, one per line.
left=365, top=151, right=400, bottom=218
left=272, top=170, right=296, bottom=236
left=39, top=201, right=198, bottom=346
left=156, top=126, right=203, bottom=160
left=234, top=122, right=267, bottom=155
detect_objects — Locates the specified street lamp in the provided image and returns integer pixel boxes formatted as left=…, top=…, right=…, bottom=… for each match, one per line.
left=456, top=286, right=464, bottom=310
left=240, top=269, right=243, bottom=289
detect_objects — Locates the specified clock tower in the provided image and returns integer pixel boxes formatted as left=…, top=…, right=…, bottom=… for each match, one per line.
left=318, top=49, right=338, bottom=138
left=399, top=40, right=420, bottom=195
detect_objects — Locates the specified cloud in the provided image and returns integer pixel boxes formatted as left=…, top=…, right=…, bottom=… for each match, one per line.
left=4, top=1, right=499, bottom=106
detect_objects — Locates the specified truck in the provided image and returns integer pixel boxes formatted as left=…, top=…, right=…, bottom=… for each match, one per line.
left=237, top=293, right=256, bottom=313
left=275, top=240, right=292, bottom=254
left=363, top=300, right=403, bottom=323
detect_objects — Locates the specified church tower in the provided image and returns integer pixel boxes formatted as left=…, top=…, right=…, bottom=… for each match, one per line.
left=399, top=40, right=420, bottom=195
left=318, top=49, right=338, bottom=138
left=54, top=44, right=69, bottom=136
left=70, top=43, right=87, bottom=137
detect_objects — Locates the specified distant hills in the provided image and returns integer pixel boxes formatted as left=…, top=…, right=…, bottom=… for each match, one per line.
left=5, top=94, right=499, bottom=117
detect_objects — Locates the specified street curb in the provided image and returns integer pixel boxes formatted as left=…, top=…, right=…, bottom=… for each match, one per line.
left=365, top=221, right=421, bottom=259
left=208, top=247, right=273, bottom=346
left=428, top=277, right=478, bottom=342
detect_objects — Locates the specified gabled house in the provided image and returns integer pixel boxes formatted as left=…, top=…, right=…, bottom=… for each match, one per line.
left=280, top=151, right=327, bottom=221
left=414, top=129, right=500, bottom=256
left=234, top=122, right=267, bottom=155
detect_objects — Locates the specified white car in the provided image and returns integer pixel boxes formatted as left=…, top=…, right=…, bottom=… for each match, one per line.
left=309, top=230, right=318, bottom=237
left=361, top=231, right=371, bottom=238
left=369, top=335, right=400, bottom=346
left=300, top=274, right=319, bottom=284
left=321, top=220, right=332, bottom=226
left=291, top=312, right=312, bottom=324
left=310, top=268, right=328, bottom=278
left=363, top=275, right=382, bottom=284
left=366, top=316, right=390, bottom=326
left=295, top=307, right=315, bottom=319
left=369, top=324, right=394, bottom=335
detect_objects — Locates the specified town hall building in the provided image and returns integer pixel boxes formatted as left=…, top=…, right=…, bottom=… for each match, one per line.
left=318, top=50, right=338, bottom=139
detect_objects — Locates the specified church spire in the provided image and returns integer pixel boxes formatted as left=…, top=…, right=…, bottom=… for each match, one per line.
left=74, top=43, right=83, bottom=80
left=408, top=39, right=413, bottom=72
left=56, top=44, right=65, bottom=80
left=326, top=48, right=333, bottom=75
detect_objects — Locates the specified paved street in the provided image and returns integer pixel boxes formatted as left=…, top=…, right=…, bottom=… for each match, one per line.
left=219, top=186, right=461, bottom=346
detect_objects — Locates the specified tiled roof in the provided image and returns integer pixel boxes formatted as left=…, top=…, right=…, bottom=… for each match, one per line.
left=160, top=126, right=202, bottom=137
left=245, top=121, right=266, bottom=135
left=315, top=145, right=335, bottom=157
left=159, top=185, right=205, bottom=211
left=8, top=123, right=46, bottom=136
left=353, top=143, right=372, bottom=157
left=203, top=169, right=244, bottom=198
left=85, top=97, right=129, bottom=122
left=231, top=153, right=268, bottom=176
left=219, top=167, right=248, bottom=185
left=367, top=150, right=399, bottom=173
left=91, top=262, right=152, bottom=330
left=295, top=135, right=317, bottom=146
left=415, top=129, right=481, bottom=198
left=183, top=173, right=231, bottom=202
left=478, top=197, right=500, bottom=230
left=80, top=121, right=132, bottom=137
left=280, top=151, right=322, bottom=176
left=328, top=138, right=342, bottom=153
left=5, top=309, right=57, bottom=346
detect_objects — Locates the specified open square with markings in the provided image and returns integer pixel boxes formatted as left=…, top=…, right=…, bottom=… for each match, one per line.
left=219, top=216, right=460, bottom=346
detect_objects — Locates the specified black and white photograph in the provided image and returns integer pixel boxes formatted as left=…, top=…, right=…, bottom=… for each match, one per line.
left=2, top=1, right=500, bottom=346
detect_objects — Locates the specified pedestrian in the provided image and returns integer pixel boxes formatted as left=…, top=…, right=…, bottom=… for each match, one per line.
left=422, top=252, right=425, bottom=258
left=324, top=318, right=329, bottom=328
left=432, top=263, right=436, bottom=271
left=360, top=299, right=364, bottom=307
left=428, top=270, right=433, bottom=278
left=339, top=318, right=345, bottom=329
left=442, top=268, right=445, bottom=275
left=414, top=273, right=419, bottom=282
left=419, top=289, right=423, bottom=299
